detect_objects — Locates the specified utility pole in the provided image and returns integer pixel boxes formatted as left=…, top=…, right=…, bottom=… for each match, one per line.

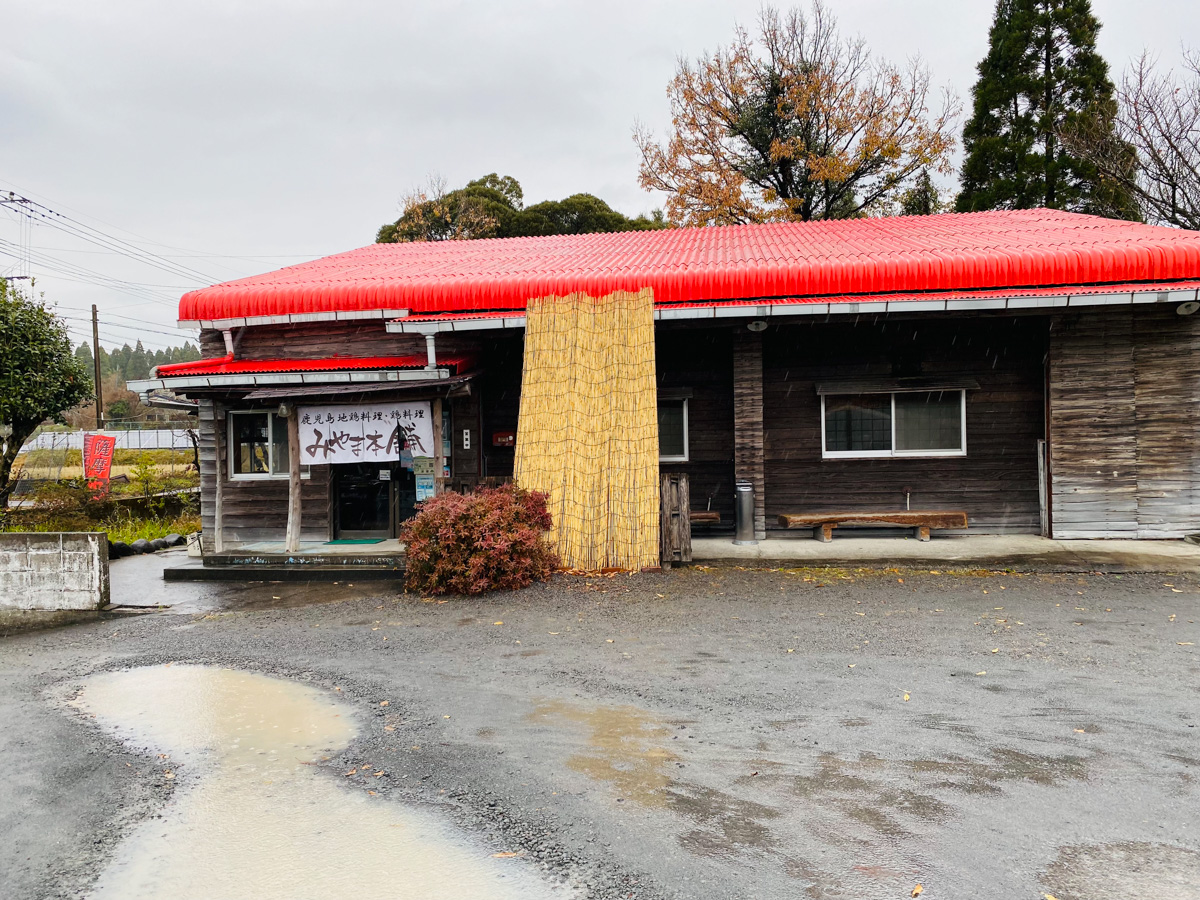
left=91, top=304, right=104, bottom=430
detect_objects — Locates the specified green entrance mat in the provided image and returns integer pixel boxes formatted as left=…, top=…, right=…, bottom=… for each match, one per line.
left=325, top=539, right=386, bottom=545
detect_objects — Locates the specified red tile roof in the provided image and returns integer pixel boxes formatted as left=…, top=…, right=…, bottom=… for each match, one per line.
left=178, top=210, right=1200, bottom=323
left=154, top=354, right=472, bottom=377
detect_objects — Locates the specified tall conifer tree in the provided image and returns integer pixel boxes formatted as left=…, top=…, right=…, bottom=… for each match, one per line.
left=956, top=0, right=1138, bottom=218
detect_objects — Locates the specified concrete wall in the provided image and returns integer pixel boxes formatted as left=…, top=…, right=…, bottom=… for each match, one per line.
left=0, top=533, right=109, bottom=610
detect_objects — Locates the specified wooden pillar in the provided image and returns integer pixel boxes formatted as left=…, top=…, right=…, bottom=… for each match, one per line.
left=284, top=410, right=302, bottom=552
left=432, top=396, right=446, bottom=495
left=733, top=328, right=766, bottom=540
left=213, top=403, right=225, bottom=554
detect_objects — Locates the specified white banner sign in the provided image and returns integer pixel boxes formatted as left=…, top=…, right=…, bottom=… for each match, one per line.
left=297, top=402, right=434, bottom=465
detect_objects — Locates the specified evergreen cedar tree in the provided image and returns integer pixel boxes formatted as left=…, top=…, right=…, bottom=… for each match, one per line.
left=634, top=2, right=959, bottom=225
left=956, top=0, right=1140, bottom=218
left=376, top=174, right=667, bottom=243
left=0, top=280, right=91, bottom=507
left=399, top=485, right=558, bottom=595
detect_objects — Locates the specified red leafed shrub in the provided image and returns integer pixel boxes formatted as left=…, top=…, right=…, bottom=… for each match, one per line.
left=399, top=484, right=559, bottom=595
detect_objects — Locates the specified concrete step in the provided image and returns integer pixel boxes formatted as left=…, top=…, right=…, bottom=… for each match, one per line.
left=164, top=560, right=405, bottom=582
left=205, top=553, right=405, bottom=568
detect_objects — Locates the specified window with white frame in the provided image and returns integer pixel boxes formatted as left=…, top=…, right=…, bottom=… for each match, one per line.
left=228, top=411, right=297, bottom=478
left=821, top=390, right=966, bottom=459
left=658, top=398, right=689, bottom=462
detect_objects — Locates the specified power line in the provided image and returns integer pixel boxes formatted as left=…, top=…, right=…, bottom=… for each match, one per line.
left=0, top=177, right=318, bottom=268
left=0, top=238, right=180, bottom=308
left=56, top=314, right=195, bottom=341
left=0, top=190, right=221, bottom=285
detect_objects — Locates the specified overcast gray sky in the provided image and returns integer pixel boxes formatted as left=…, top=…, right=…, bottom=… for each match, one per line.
left=2, top=0, right=1197, bottom=351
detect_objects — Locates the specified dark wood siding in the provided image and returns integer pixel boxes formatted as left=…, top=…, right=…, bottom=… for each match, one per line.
left=197, top=399, right=333, bottom=549
left=656, top=328, right=736, bottom=529
left=1049, top=306, right=1200, bottom=538
left=762, top=316, right=1048, bottom=534
left=478, top=334, right=525, bottom=480
left=200, top=323, right=426, bottom=360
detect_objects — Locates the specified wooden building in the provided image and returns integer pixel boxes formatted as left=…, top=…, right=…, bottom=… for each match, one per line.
left=129, top=209, right=1200, bottom=551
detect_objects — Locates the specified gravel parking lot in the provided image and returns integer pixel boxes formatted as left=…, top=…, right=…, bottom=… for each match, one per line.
left=2, top=561, right=1199, bottom=899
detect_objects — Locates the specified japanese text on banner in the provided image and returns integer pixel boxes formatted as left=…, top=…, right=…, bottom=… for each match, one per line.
left=83, top=433, right=117, bottom=492
left=296, top=402, right=434, bottom=464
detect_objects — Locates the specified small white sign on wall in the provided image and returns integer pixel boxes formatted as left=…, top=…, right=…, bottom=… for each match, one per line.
left=297, top=402, right=434, bottom=465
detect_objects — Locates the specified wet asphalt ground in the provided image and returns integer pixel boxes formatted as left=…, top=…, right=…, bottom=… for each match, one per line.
left=2, top=553, right=1199, bottom=899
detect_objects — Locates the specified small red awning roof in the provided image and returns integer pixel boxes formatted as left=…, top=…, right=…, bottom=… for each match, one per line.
left=177, top=209, right=1200, bottom=324
left=154, top=354, right=472, bottom=377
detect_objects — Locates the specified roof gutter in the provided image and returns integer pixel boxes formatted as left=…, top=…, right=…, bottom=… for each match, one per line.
left=177, top=308, right=411, bottom=331
left=382, top=286, right=1200, bottom=332
left=128, top=366, right=451, bottom=399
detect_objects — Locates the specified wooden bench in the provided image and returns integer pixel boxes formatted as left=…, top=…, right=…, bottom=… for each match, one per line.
left=777, top=511, right=968, bottom=542
left=689, top=510, right=721, bottom=525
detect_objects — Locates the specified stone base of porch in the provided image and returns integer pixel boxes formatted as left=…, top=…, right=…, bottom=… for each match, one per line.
left=691, top=534, right=1200, bottom=574
left=164, top=539, right=406, bottom=581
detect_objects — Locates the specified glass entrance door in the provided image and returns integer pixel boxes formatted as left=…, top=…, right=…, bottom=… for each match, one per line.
left=334, top=463, right=391, bottom=539
left=333, top=463, right=419, bottom=539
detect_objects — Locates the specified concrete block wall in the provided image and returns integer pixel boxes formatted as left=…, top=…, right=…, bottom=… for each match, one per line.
left=0, top=533, right=109, bottom=610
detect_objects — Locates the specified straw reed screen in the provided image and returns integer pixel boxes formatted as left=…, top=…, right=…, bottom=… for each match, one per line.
left=514, top=288, right=660, bottom=571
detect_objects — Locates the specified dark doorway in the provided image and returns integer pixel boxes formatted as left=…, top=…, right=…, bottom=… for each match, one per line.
left=333, top=463, right=417, bottom=539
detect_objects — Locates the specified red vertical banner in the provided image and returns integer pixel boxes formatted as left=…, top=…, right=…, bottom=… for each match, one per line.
left=83, top=433, right=117, bottom=493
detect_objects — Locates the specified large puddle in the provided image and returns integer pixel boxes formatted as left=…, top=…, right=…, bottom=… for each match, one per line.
left=71, top=665, right=570, bottom=900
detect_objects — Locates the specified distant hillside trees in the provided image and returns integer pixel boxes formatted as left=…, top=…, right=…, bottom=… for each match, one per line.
left=74, top=339, right=202, bottom=384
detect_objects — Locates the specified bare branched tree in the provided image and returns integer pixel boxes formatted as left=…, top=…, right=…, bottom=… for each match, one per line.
left=1063, top=51, right=1200, bottom=229
left=634, top=2, right=960, bottom=225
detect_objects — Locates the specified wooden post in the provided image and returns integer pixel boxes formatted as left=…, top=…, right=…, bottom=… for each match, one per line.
left=432, top=397, right=446, bottom=495
left=660, top=473, right=692, bottom=565
left=90, top=305, right=104, bottom=429
left=213, top=406, right=225, bottom=554
left=285, top=410, right=302, bottom=552
left=733, top=328, right=766, bottom=540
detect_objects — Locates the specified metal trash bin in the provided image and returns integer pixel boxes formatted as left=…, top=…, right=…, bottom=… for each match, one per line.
left=733, top=480, right=757, bottom=545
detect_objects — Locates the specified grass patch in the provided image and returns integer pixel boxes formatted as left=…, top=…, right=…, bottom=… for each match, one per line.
left=1, top=511, right=200, bottom=543
left=104, top=512, right=201, bottom=544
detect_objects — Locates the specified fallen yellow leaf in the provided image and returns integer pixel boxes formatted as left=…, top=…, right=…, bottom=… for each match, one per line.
left=976, top=671, right=987, bottom=676
left=493, top=621, right=504, bottom=626
left=912, top=885, right=923, bottom=897
left=903, top=692, right=910, bottom=702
